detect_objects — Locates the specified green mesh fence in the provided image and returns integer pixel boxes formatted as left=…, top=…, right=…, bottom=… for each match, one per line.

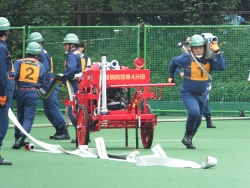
left=144, top=25, right=250, bottom=117
left=25, top=26, right=140, bottom=111
left=10, top=25, right=250, bottom=117
left=28, top=26, right=140, bottom=74
left=9, top=26, right=26, bottom=59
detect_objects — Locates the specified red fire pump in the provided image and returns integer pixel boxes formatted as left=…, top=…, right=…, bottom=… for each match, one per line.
left=63, top=54, right=174, bottom=149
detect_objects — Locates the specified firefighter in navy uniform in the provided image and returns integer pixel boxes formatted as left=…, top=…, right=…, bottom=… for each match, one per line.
left=177, top=36, right=216, bottom=128
left=12, top=42, right=46, bottom=149
left=168, top=35, right=226, bottom=149
left=0, top=17, right=14, bottom=165
left=70, top=40, right=92, bottom=144
left=28, top=32, right=70, bottom=140
left=59, top=33, right=82, bottom=142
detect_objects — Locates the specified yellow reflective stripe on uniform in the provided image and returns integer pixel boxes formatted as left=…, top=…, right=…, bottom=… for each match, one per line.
left=11, top=62, right=14, bottom=72
left=81, top=58, right=86, bottom=72
left=10, top=60, right=15, bottom=72
left=19, top=59, right=40, bottom=84
left=64, top=60, right=66, bottom=70
left=190, top=61, right=210, bottom=81
left=50, top=57, right=53, bottom=73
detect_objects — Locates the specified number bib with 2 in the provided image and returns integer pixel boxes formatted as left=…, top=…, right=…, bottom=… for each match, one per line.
left=19, top=60, right=40, bottom=84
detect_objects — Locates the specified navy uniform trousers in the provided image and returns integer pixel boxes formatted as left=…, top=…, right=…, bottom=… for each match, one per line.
left=180, top=86, right=208, bottom=134
left=0, top=79, right=14, bottom=146
left=42, top=80, right=66, bottom=128
left=14, top=89, right=38, bottom=138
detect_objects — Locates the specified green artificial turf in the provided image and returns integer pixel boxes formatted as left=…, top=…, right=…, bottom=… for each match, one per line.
left=1, top=116, right=250, bottom=188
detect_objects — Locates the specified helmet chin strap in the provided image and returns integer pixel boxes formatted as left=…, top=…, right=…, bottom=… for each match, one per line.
left=195, top=55, right=203, bottom=61
left=65, top=44, right=75, bottom=55
left=195, top=55, right=202, bottom=58
left=2, top=31, right=9, bottom=41
left=34, top=55, right=40, bottom=59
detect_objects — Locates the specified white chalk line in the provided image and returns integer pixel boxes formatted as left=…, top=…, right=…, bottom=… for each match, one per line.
left=8, top=115, right=250, bottom=128
left=5, top=138, right=250, bottom=144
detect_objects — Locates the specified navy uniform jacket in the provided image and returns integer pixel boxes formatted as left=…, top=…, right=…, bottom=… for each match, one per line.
left=62, top=49, right=81, bottom=83
left=169, top=53, right=226, bottom=95
left=39, top=48, right=54, bottom=81
left=0, top=39, right=12, bottom=96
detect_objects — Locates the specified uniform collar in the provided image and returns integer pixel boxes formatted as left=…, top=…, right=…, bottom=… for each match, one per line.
left=0, top=39, right=6, bottom=45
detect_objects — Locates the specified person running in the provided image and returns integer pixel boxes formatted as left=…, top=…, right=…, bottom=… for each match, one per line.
left=168, top=34, right=226, bottom=149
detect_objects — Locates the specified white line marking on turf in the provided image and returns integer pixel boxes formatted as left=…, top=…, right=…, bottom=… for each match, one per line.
left=6, top=138, right=249, bottom=143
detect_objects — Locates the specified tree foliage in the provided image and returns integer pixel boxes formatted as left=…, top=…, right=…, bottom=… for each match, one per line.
left=1, top=0, right=76, bottom=26
left=0, top=0, right=249, bottom=26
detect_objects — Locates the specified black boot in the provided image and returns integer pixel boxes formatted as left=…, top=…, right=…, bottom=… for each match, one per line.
left=182, top=130, right=196, bottom=149
left=49, top=127, right=60, bottom=139
left=54, top=126, right=70, bottom=140
left=71, top=138, right=76, bottom=143
left=0, top=147, right=12, bottom=165
left=12, top=135, right=29, bottom=149
left=0, top=156, right=12, bottom=165
left=205, top=116, right=216, bottom=128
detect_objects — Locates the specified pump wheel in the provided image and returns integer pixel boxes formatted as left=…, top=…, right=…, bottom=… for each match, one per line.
left=140, top=104, right=154, bottom=149
left=76, top=105, right=89, bottom=147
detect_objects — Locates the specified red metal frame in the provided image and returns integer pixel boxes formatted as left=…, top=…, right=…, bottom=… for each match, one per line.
left=63, top=61, right=175, bottom=148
